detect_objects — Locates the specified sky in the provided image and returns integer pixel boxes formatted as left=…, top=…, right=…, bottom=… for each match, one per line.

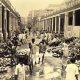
left=10, top=0, right=64, bottom=17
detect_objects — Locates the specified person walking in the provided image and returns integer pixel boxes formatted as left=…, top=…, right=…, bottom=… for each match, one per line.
left=65, top=58, right=79, bottom=80
left=31, top=38, right=37, bottom=65
left=62, top=41, right=69, bottom=68
left=15, top=56, right=28, bottom=80
left=38, top=40, right=46, bottom=64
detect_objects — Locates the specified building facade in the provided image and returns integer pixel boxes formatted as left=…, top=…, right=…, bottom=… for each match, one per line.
left=0, top=0, right=21, bottom=42
left=38, top=0, right=80, bottom=38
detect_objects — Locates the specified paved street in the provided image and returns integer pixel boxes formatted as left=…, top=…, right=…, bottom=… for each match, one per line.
left=1, top=0, right=80, bottom=80
left=0, top=37, right=80, bottom=80
left=15, top=40, right=62, bottom=80
left=22, top=42, right=63, bottom=80
left=18, top=40, right=80, bottom=80
left=26, top=56, right=62, bottom=80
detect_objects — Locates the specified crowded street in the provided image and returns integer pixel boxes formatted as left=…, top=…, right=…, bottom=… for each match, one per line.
left=0, top=0, right=80, bottom=80
left=0, top=32, right=80, bottom=80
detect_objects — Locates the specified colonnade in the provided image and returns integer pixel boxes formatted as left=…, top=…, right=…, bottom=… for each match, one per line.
left=38, top=10, right=77, bottom=37
left=0, top=1, right=20, bottom=41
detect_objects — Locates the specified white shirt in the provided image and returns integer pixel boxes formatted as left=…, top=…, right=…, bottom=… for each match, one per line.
left=66, top=63, right=79, bottom=80
left=31, top=43, right=36, bottom=54
left=62, top=43, right=69, bottom=57
left=52, top=38, right=57, bottom=42
left=15, top=64, right=26, bottom=80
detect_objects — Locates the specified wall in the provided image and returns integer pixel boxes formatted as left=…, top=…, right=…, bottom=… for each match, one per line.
left=64, top=25, right=80, bottom=37
left=0, top=4, right=2, bottom=32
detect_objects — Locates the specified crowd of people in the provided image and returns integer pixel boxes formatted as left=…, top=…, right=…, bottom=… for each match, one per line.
left=13, top=32, right=47, bottom=80
left=0, top=31, right=80, bottom=80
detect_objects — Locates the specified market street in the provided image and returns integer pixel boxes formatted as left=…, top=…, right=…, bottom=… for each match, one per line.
left=1, top=0, right=80, bottom=80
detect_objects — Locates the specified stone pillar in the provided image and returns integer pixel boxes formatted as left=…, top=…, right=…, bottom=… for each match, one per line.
left=11, top=14, right=13, bottom=33
left=0, top=4, right=2, bottom=33
left=64, top=12, right=68, bottom=37
left=48, top=19, right=50, bottom=32
left=0, top=4, right=3, bottom=42
left=3, top=8, right=7, bottom=41
left=9, top=12, right=11, bottom=31
left=46, top=19, right=48, bottom=32
left=10, top=13, right=14, bottom=36
left=55, top=17, right=57, bottom=33
left=45, top=19, right=47, bottom=31
left=73, top=11, right=75, bottom=26
left=13, top=16, right=16, bottom=31
left=51, top=18, right=53, bottom=33
left=72, top=11, right=75, bottom=37
left=43, top=20, right=45, bottom=30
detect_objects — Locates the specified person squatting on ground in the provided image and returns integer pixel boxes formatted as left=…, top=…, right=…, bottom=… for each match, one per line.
left=38, top=39, right=46, bottom=64
left=14, top=56, right=28, bottom=80
left=65, top=58, right=79, bottom=80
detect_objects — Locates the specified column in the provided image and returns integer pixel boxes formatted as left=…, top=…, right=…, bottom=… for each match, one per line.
left=46, top=19, right=48, bottom=32
left=12, top=16, right=14, bottom=31
left=51, top=18, right=53, bottom=33
left=0, top=4, right=3, bottom=42
left=48, top=19, right=50, bottom=32
left=55, top=17, right=57, bottom=33
left=4, top=8, right=7, bottom=41
left=64, top=12, right=68, bottom=37
left=11, top=14, right=14, bottom=32
left=43, top=20, right=45, bottom=30
left=45, top=19, right=47, bottom=31
left=0, top=4, right=2, bottom=33
left=41, top=21, right=43, bottom=30
left=9, top=12, right=11, bottom=31
left=73, top=11, right=75, bottom=26
left=72, top=11, right=75, bottom=37
left=11, top=14, right=14, bottom=33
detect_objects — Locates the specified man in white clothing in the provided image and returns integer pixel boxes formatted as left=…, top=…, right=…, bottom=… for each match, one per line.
left=15, top=57, right=28, bottom=80
left=66, top=58, right=79, bottom=80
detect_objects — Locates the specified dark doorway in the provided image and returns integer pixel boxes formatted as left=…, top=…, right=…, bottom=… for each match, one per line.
left=53, top=17, right=55, bottom=32
left=68, top=12, right=73, bottom=25
left=7, top=10, right=11, bottom=39
left=75, top=9, right=80, bottom=26
left=56, top=16, right=59, bottom=33
left=60, top=14, right=65, bottom=34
